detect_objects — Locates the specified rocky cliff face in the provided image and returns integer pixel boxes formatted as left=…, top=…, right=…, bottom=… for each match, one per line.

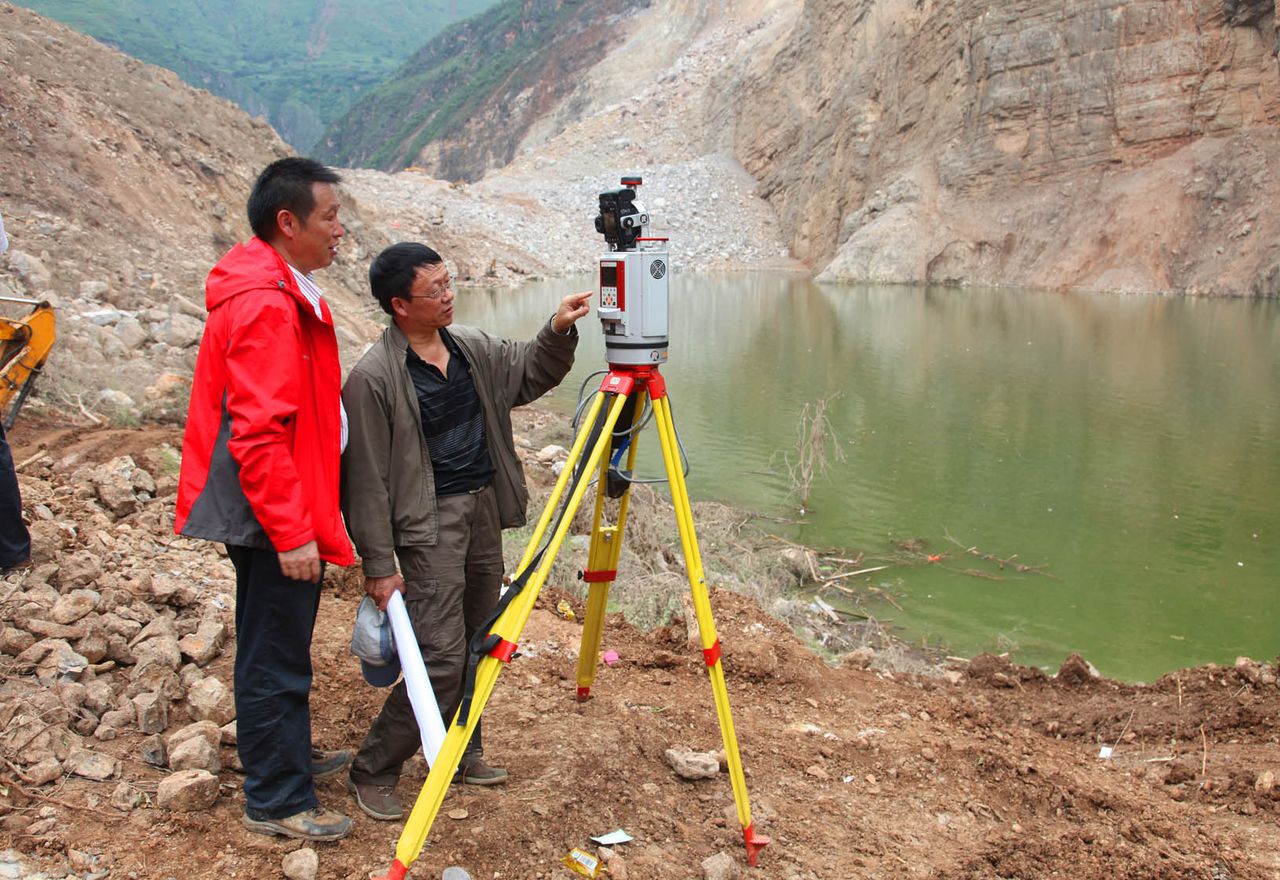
left=710, top=0, right=1280, bottom=294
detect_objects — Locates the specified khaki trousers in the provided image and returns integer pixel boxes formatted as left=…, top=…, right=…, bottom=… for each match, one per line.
left=350, top=484, right=503, bottom=785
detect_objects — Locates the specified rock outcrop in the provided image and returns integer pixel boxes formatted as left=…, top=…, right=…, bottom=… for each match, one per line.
left=711, top=0, right=1280, bottom=294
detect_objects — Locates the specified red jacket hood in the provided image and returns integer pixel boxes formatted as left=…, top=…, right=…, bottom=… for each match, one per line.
left=206, top=237, right=296, bottom=312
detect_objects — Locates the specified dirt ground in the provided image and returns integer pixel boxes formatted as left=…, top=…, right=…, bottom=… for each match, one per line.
left=3, top=418, right=1280, bottom=880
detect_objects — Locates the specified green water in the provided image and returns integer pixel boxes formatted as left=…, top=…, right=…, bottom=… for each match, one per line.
left=457, top=272, right=1280, bottom=682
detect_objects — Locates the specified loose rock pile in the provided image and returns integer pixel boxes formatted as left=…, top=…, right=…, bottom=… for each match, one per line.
left=0, top=442, right=239, bottom=862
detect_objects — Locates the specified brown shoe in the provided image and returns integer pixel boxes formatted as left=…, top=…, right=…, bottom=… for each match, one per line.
left=311, top=748, right=353, bottom=780
left=452, top=756, right=508, bottom=786
left=242, top=805, right=352, bottom=841
left=346, top=776, right=403, bottom=820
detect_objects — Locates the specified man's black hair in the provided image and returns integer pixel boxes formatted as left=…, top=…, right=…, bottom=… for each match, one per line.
left=369, top=242, right=444, bottom=316
left=246, top=157, right=342, bottom=241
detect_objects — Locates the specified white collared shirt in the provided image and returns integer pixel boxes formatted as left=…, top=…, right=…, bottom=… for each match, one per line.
left=289, top=266, right=348, bottom=452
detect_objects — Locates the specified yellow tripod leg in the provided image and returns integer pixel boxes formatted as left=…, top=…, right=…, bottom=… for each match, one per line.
left=575, top=391, right=645, bottom=700
left=651, top=391, right=770, bottom=867
left=373, top=388, right=633, bottom=880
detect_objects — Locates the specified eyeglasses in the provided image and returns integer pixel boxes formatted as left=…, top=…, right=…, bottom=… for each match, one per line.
left=401, top=277, right=453, bottom=301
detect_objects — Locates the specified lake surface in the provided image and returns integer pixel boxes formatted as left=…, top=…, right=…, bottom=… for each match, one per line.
left=457, top=272, right=1280, bottom=682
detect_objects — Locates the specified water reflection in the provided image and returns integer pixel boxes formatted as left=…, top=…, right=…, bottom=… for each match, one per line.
left=457, top=273, right=1280, bottom=681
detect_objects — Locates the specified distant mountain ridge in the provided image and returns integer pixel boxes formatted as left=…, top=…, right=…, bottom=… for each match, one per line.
left=316, top=0, right=650, bottom=178
left=15, top=0, right=498, bottom=151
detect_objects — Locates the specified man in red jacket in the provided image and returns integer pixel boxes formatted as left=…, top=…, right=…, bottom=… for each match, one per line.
left=176, top=157, right=354, bottom=841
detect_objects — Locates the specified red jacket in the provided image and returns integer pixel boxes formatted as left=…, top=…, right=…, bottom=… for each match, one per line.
left=175, top=237, right=353, bottom=566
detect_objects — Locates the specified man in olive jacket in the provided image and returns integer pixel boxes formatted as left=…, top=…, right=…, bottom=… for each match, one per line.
left=342, top=242, right=591, bottom=820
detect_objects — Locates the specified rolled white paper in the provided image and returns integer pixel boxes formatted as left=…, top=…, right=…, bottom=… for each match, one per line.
left=386, top=590, right=446, bottom=766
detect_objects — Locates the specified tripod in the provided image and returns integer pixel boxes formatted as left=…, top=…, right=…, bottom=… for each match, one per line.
left=375, top=363, right=769, bottom=879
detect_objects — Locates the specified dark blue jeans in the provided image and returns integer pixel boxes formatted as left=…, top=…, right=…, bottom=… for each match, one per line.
left=228, top=544, right=322, bottom=820
left=0, top=420, right=31, bottom=570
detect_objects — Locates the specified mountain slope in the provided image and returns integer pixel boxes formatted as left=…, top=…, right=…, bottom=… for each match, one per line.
left=317, top=0, right=650, bottom=178
left=14, top=0, right=497, bottom=150
left=1, top=4, right=596, bottom=427
left=324, top=0, right=1280, bottom=295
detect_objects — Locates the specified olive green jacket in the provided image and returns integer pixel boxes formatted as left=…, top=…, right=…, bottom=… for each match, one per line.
left=340, top=320, right=577, bottom=578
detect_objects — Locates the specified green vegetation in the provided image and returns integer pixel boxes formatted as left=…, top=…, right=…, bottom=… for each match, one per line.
left=16, top=0, right=498, bottom=150
left=318, top=0, right=645, bottom=173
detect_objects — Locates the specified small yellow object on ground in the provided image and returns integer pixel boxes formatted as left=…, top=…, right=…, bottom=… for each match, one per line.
left=563, top=848, right=601, bottom=878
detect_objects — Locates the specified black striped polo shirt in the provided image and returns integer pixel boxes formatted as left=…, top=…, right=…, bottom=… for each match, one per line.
left=405, top=328, right=495, bottom=496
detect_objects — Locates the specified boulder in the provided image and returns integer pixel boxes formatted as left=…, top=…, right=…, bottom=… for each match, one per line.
left=114, top=316, right=149, bottom=350
left=101, top=612, right=143, bottom=640
left=20, top=638, right=89, bottom=684
left=100, top=708, right=134, bottom=730
left=105, top=633, right=136, bottom=666
left=22, top=618, right=87, bottom=640
left=125, top=664, right=181, bottom=701
left=155, top=314, right=204, bottom=348
left=156, top=769, right=219, bottom=811
left=75, top=631, right=108, bottom=663
left=24, top=758, right=62, bottom=786
left=842, top=646, right=875, bottom=669
left=59, top=551, right=103, bottom=587
left=79, top=280, right=111, bottom=299
left=168, top=735, right=220, bottom=774
left=6, top=250, right=52, bottom=287
left=179, top=662, right=204, bottom=690
left=91, top=457, right=156, bottom=518
left=167, top=720, right=221, bottom=752
left=129, top=615, right=177, bottom=646
left=54, top=680, right=88, bottom=706
left=701, top=851, right=739, bottom=880
left=110, top=781, right=143, bottom=812
left=65, top=748, right=119, bottom=781
left=49, top=589, right=101, bottom=625
left=282, top=848, right=319, bottom=880
left=187, top=677, right=234, bottom=725
left=178, top=619, right=225, bottom=666
left=1056, top=653, right=1100, bottom=685
left=141, top=735, right=167, bottom=767
left=133, top=635, right=182, bottom=671
left=536, top=444, right=569, bottom=462
left=0, top=626, right=35, bottom=655
left=664, top=746, right=721, bottom=780
left=132, top=691, right=169, bottom=735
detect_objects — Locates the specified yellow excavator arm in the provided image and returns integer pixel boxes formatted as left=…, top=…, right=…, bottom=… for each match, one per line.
left=0, top=296, right=56, bottom=430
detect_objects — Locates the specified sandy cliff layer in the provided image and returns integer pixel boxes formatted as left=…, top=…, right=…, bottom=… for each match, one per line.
left=710, top=0, right=1280, bottom=294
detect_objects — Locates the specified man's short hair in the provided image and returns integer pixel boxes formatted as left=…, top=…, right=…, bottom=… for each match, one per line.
left=247, top=157, right=342, bottom=241
left=369, top=242, right=444, bottom=316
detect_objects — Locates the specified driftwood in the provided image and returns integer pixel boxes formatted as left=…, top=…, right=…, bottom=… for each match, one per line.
left=943, top=528, right=1054, bottom=577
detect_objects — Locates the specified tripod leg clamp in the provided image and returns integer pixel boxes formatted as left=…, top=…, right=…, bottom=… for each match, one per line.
left=702, top=640, right=722, bottom=667
left=488, top=638, right=519, bottom=663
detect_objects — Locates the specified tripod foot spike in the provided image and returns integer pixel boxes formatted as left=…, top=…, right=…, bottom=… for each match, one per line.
left=576, top=686, right=591, bottom=702
left=370, top=858, right=409, bottom=880
left=743, top=824, right=770, bottom=867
